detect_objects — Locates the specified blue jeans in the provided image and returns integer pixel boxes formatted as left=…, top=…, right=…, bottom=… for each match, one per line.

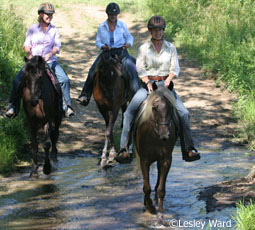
left=9, top=61, right=71, bottom=113
left=80, top=49, right=139, bottom=98
left=120, top=80, right=195, bottom=153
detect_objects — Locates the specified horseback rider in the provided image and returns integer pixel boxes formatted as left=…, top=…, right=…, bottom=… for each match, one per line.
left=115, top=15, right=201, bottom=163
left=5, top=2, right=74, bottom=118
left=77, top=2, right=139, bottom=106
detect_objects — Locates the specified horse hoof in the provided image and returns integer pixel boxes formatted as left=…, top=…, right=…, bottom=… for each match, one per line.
left=43, top=165, right=52, bottom=175
left=29, top=171, right=39, bottom=178
left=106, top=157, right=116, bottom=166
left=29, top=165, right=39, bottom=177
left=100, top=158, right=107, bottom=168
left=157, top=213, right=168, bottom=227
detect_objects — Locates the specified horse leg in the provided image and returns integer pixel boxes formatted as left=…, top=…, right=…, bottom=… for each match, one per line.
left=50, top=115, right=61, bottom=162
left=154, top=162, right=162, bottom=203
left=107, top=109, right=120, bottom=163
left=42, top=123, right=52, bottom=175
left=30, top=128, right=39, bottom=177
left=140, top=160, right=156, bottom=214
left=99, top=110, right=110, bottom=167
left=156, top=158, right=172, bottom=225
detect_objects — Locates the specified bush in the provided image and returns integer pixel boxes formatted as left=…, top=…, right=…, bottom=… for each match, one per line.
left=0, top=6, right=28, bottom=173
left=233, top=200, right=255, bottom=230
left=0, top=5, right=26, bottom=94
left=0, top=116, right=28, bottom=173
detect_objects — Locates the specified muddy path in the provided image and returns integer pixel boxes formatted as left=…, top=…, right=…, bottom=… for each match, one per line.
left=1, top=3, right=255, bottom=230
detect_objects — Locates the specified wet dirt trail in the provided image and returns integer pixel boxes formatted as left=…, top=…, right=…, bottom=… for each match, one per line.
left=1, top=3, right=255, bottom=230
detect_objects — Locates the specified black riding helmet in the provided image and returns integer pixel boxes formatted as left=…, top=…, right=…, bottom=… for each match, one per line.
left=106, top=2, right=120, bottom=15
left=38, top=2, right=55, bottom=14
left=147, top=15, right=166, bottom=30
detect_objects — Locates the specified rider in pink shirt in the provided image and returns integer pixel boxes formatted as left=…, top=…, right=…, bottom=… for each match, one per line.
left=5, top=2, right=74, bottom=118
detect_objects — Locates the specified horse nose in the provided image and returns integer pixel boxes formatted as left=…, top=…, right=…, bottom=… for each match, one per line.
left=30, top=99, right=38, bottom=107
left=159, top=129, right=170, bottom=141
left=161, top=136, right=169, bottom=141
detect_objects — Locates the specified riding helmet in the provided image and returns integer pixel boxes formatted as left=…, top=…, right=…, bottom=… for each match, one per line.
left=106, top=2, right=120, bottom=15
left=38, top=2, right=55, bottom=14
left=147, top=15, right=166, bottom=30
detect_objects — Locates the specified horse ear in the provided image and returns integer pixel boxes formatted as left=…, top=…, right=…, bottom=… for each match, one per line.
left=152, top=81, right=158, bottom=91
left=24, top=56, right=28, bottom=62
left=168, top=81, right=174, bottom=91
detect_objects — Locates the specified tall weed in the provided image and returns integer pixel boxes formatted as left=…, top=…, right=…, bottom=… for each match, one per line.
left=233, top=200, right=255, bottom=230
left=0, top=6, right=28, bottom=173
left=0, top=5, right=26, bottom=94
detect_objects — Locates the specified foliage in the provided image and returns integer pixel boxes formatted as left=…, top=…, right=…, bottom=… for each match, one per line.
left=147, top=0, right=255, bottom=149
left=0, top=5, right=26, bottom=94
left=0, top=115, right=28, bottom=173
left=0, top=6, right=28, bottom=173
left=233, top=200, right=255, bottom=230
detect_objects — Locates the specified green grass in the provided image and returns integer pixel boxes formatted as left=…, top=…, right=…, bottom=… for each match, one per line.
left=233, top=200, right=255, bottom=230
left=0, top=5, right=28, bottom=173
left=0, top=114, right=28, bottom=173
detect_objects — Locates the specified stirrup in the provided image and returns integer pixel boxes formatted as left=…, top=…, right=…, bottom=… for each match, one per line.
left=115, top=148, right=133, bottom=164
left=184, top=149, right=200, bottom=162
left=77, top=95, right=90, bottom=106
left=5, top=107, right=16, bottom=119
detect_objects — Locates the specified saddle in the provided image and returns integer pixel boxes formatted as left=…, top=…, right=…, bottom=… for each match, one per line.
left=45, top=64, right=62, bottom=97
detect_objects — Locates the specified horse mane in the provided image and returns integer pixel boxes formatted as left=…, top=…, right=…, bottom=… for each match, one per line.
left=95, top=52, right=122, bottom=77
left=21, top=56, right=47, bottom=88
left=136, top=85, right=176, bottom=126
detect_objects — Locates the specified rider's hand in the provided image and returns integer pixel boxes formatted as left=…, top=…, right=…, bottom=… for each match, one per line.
left=101, top=45, right=110, bottom=51
left=123, top=43, right=130, bottom=49
left=164, top=75, right=174, bottom=87
left=147, top=82, right=153, bottom=93
left=44, top=53, right=53, bottom=62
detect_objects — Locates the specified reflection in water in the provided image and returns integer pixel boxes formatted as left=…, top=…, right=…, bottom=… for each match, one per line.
left=0, top=149, right=254, bottom=230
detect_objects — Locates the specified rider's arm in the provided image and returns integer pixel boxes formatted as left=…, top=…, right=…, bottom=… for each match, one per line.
left=24, top=46, right=33, bottom=59
left=96, top=23, right=108, bottom=50
left=165, top=44, right=180, bottom=87
left=122, top=22, right=133, bottom=47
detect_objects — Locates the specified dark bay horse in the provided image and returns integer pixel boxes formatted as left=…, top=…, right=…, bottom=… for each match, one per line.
left=93, top=48, right=132, bottom=168
left=21, top=56, right=62, bottom=176
left=134, top=83, right=178, bottom=224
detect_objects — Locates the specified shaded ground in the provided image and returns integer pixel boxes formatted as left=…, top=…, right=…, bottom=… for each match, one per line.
left=198, top=176, right=255, bottom=213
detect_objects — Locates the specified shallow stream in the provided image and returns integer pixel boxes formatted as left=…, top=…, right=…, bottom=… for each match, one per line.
left=0, top=147, right=254, bottom=230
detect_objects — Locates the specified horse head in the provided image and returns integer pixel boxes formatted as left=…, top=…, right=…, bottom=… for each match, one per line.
left=97, top=50, right=123, bottom=82
left=23, top=56, right=46, bottom=107
left=149, top=84, right=176, bottom=141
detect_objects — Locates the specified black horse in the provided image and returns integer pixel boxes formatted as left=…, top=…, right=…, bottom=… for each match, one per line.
left=21, top=56, right=62, bottom=176
left=93, top=49, right=133, bottom=168
left=134, top=83, right=178, bottom=224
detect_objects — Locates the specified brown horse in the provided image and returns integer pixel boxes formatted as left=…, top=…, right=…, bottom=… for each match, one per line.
left=93, top=49, right=132, bottom=168
left=134, top=83, right=178, bottom=224
left=21, top=56, right=62, bottom=176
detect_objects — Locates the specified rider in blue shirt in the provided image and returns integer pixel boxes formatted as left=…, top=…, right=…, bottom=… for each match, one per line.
left=77, top=2, right=139, bottom=106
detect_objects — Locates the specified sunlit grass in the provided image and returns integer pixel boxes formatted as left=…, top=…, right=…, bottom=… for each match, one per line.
left=233, top=200, right=255, bottom=230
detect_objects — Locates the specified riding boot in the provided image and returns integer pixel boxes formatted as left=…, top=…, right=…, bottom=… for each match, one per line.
left=115, top=148, right=133, bottom=164
left=6, top=67, right=25, bottom=118
left=178, top=114, right=200, bottom=162
left=78, top=54, right=101, bottom=106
